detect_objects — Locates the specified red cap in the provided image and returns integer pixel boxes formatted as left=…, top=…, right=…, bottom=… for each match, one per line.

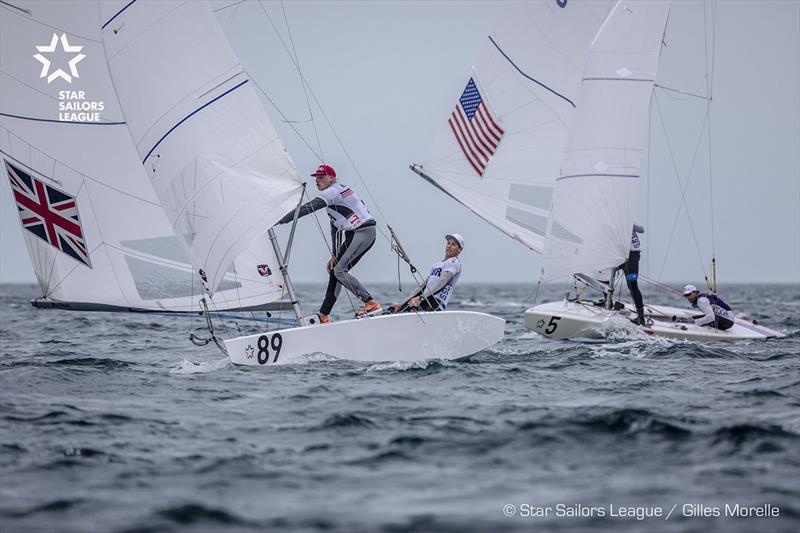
left=311, top=164, right=336, bottom=178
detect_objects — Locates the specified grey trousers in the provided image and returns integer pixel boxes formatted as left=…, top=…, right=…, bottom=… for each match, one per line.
left=320, top=224, right=375, bottom=315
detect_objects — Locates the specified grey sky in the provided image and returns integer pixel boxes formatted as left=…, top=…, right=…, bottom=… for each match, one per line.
left=1, top=0, right=798, bottom=286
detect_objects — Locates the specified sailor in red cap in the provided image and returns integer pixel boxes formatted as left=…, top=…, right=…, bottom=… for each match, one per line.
left=277, top=164, right=381, bottom=322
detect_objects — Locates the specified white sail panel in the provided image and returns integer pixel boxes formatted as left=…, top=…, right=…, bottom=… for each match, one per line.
left=416, top=0, right=613, bottom=252
left=543, top=0, right=671, bottom=280
left=100, top=0, right=304, bottom=294
left=1, top=0, right=288, bottom=311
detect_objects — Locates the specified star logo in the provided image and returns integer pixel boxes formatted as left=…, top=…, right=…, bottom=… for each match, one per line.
left=33, top=33, right=85, bottom=84
left=244, top=344, right=255, bottom=359
left=536, top=319, right=545, bottom=329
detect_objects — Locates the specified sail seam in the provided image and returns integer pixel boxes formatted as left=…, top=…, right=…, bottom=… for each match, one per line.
left=141, top=79, right=248, bottom=164
left=488, top=35, right=575, bottom=108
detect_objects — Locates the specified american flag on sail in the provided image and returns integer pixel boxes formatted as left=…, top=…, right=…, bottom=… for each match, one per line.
left=448, top=77, right=505, bottom=176
left=5, top=159, right=91, bottom=267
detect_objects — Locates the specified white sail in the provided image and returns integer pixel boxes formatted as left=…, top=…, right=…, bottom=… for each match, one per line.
left=1, top=0, right=289, bottom=312
left=415, top=0, right=614, bottom=252
left=543, top=0, right=672, bottom=280
left=99, top=0, right=304, bottom=295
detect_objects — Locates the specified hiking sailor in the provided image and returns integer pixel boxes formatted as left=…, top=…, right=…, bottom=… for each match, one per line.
left=621, top=220, right=647, bottom=325
left=276, top=164, right=381, bottom=322
left=389, top=234, right=463, bottom=313
left=682, top=284, right=735, bottom=331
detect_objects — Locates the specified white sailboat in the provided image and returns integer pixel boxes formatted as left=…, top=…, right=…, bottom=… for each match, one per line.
left=2, top=0, right=504, bottom=364
left=413, top=0, right=783, bottom=341
left=1, top=0, right=288, bottom=314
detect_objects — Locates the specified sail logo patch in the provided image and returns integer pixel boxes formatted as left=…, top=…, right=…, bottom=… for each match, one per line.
left=5, top=160, right=92, bottom=268
left=33, top=33, right=85, bottom=84
left=257, top=264, right=272, bottom=277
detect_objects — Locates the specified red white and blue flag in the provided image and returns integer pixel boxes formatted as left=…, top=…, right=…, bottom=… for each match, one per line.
left=448, top=77, right=505, bottom=176
left=5, top=159, right=91, bottom=267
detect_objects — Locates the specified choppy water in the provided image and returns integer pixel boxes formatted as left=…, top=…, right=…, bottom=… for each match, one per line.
left=1, top=282, right=798, bottom=533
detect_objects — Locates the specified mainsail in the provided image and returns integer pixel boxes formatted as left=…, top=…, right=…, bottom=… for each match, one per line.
left=0, top=0, right=289, bottom=311
left=543, top=0, right=672, bottom=280
left=99, top=0, right=304, bottom=296
left=414, top=0, right=614, bottom=252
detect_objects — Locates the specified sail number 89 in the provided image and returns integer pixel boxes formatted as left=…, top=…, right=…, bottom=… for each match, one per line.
left=257, top=333, right=283, bottom=364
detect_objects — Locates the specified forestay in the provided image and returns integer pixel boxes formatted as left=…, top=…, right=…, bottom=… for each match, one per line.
left=543, top=0, right=672, bottom=279
left=415, top=0, right=613, bottom=252
left=100, top=0, right=304, bottom=295
left=0, top=0, right=287, bottom=311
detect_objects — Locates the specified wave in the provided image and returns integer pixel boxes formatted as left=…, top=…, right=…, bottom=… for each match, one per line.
left=2, top=498, right=85, bottom=518
left=359, top=359, right=455, bottom=373
left=169, top=358, right=230, bottom=374
left=312, top=413, right=377, bottom=430
left=156, top=503, right=255, bottom=526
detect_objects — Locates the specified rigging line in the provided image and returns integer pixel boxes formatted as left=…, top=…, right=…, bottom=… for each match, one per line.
left=223, top=0, right=241, bottom=36
left=652, top=93, right=708, bottom=281
left=256, top=1, right=322, bottom=158
left=646, top=91, right=652, bottom=299
left=247, top=75, right=321, bottom=161
left=253, top=2, right=392, bottom=244
left=280, top=0, right=324, bottom=162
left=654, top=84, right=710, bottom=101
left=704, top=0, right=717, bottom=261
left=212, top=0, right=248, bottom=13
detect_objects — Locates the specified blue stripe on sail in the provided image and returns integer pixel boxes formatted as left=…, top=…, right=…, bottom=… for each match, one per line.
left=142, top=79, right=248, bottom=164
left=488, top=35, right=575, bottom=108
left=101, top=0, right=138, bottom=30
left=556, top=173, right=639, bottom=181
left=0, top=112, right=125, bottom=125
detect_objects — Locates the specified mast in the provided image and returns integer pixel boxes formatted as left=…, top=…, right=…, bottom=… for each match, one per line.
left=267, top=228, right=303, bottom=322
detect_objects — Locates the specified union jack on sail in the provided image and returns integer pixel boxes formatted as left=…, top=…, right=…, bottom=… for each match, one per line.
left=5, top=159, right=91, bottom=267
left=448, top=77, right=505, bottom=176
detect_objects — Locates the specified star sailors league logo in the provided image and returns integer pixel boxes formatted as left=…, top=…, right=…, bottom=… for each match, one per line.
left=5, top=160, right=92, bottom=267
left=33, top=33, right=85, bottom=84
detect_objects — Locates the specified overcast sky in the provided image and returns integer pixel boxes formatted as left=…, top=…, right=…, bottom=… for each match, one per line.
left=1, top=0, right=798, bottom=286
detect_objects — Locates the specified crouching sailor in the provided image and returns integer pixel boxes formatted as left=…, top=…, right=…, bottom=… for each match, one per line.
left=276, top=164, right=381, bottom=322
left=682, top=284, right=735, bottom=330
left=389, top=234, right=463, bottom=313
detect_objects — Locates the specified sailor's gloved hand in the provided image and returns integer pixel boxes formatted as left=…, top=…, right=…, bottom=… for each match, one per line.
left=326, top=256, right=337, bottom=272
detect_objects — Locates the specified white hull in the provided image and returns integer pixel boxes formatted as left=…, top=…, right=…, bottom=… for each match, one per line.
left=224, top=311, right=505, bottom=366
left=525, top=300, right=784, bottom=341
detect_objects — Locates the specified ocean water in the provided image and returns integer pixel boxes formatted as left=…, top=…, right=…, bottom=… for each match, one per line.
left=1, top=282, right=798, bottom=533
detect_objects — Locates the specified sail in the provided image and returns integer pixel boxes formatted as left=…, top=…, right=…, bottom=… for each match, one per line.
left=543, top=0, right=671, bottom=280
left=414, top=0, right=614, bottom=252
left=0, top=0, right=289, bottom=312
left=99, top=0, right=304, bottom=294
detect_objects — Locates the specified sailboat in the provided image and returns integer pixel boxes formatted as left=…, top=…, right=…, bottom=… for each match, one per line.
left=412, top=0, right=783, bottom=341
left=1, top=0, right=505, bottom=364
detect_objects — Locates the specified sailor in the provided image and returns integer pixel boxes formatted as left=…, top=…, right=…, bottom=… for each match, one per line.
left=621, top=221, right=646, bottom=325
left=276, top=164, right=381, bottom=322
left=682, top=284, right=735, bottom=330
left=388, top=233, right=463, bottom=313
